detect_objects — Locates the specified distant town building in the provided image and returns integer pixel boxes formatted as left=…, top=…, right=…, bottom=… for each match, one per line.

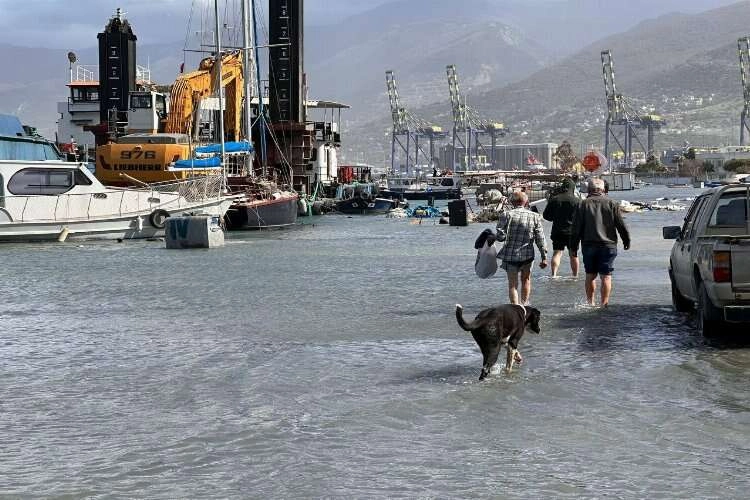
left=439, top=143, right=558, bottom=171
left=694, top=146, right=750, bottom=174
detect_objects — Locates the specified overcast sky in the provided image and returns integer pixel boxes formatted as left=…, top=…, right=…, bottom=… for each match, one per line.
left=0, top=0, right=396, bottom=49
left=0, top=0, right=739, bottom=49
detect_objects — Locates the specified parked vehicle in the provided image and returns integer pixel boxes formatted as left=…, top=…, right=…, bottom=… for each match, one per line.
left=663, top=184, right=750, bottom=335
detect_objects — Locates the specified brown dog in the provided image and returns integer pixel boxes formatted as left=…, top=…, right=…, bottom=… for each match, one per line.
left=455, top=303, right=541, bottom=380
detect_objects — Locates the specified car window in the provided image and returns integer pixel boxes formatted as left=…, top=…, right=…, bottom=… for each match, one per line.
left=681, top=195, right=709, bottom=238
left=708, top=190, right=749, bottom=227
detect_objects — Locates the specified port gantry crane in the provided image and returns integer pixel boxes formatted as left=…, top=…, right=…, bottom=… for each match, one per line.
left=738, top=37, right=750, bottom=145
left=601, top=50, right=666, bottom=167
left=385, top=70, right=447, bottom=173
left=446, top=64, right=507, bottom=171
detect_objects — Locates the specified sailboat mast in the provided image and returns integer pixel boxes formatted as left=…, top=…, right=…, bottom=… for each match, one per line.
left=250, top=0, right=268, bottom=176
left=240, top=0, right=253, bottom=145
left=213, top=0, right=226, bottom=161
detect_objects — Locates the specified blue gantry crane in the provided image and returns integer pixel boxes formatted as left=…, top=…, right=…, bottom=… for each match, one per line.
left=601, top=49, right=665, bottom=166
left=446, top=64, right=507, bottom=171
left=385, top=69, right=447, bottom=173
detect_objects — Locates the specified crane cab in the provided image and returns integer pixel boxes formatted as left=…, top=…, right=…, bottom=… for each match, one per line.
left=127, top=91, right=168, bottom=135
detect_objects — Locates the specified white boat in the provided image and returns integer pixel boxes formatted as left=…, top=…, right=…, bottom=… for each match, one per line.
left=0, top=120, right=233, bottom=242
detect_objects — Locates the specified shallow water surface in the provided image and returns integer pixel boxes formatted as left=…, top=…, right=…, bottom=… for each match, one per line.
left=2, top=187, right=750, bottom=498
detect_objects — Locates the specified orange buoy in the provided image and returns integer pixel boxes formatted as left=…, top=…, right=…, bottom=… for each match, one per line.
left=582, top=151, right=605, bottom=172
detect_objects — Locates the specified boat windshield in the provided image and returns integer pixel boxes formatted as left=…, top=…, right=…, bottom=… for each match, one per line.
left=0, top=136, right=63, bottom=161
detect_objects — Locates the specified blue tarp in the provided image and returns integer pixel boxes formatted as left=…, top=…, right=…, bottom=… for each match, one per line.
left=0, top=114, right=25, bottom=137
left=194, top=141, right=253, bottom=156
left=173, top=156, right=222, bottom=169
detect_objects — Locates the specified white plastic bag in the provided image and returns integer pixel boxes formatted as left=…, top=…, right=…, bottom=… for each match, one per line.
left=474, top=241, right=498, bottom=279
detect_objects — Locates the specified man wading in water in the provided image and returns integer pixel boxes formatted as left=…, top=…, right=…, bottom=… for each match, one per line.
left=496, top=191, right=548, bottom=305
left=570, top=178, right=631, bottom=307
left=543, top=178, right=581, bottom=278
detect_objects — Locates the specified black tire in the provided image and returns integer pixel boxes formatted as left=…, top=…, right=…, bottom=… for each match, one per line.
left=670, top=271, right=693, bottom=312
left=149, top=209, right=170, bottom=229
left=697, top=280, right=724, bottom=337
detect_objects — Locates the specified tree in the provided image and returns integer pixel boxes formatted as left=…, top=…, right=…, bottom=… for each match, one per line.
left=723, top=159, right=750, bottom=174
left=635, top=157, right=667, bottom=174
left=553, top=141, right=579, bottom=172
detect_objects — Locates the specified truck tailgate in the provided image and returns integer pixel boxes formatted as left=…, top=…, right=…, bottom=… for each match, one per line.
left=731, top=239, right=750, bottom=291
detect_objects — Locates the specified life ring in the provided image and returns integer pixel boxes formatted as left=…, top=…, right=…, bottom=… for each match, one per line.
left=149, top=209, right=170, bottom=229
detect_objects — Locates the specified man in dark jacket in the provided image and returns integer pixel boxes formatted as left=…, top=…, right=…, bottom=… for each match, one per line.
left=543, top=178, right=581, bottom=277
left=570, top=178, right=631, bottom=307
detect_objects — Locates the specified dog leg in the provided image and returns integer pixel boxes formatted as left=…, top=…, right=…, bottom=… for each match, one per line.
left=505, top=346, right=517, bottom=373
left=480, top=343, right=502, bottom=380
left=514, top=350, right=523, bottom=365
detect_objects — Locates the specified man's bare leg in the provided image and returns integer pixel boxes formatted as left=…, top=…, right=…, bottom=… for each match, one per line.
left=585, top=273, right=597, bottom=306
left=600, top=274, right=613, bottom=307
left=551, top=250, right=563, bottom=277
left=507, top=271, right=519, bottom=304
left=520, top=268, right=532, bottom=305
left=570, top=253, right=580, bottom=277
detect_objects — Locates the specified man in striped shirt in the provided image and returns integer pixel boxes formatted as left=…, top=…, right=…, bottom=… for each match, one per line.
left=496, top=191, right=548, bottom=305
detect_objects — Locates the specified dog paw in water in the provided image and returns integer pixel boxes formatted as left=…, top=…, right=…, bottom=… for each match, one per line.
left=514, top=351, right=523, bottom=364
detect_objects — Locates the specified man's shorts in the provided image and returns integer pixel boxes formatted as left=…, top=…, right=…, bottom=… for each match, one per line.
left=582, top=245, right=617, bottom=275
left=501, top=258, right=534, bottom=274
left=552, top=236, right=577, bottom=254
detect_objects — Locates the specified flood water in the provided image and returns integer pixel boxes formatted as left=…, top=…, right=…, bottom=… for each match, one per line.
left=2, top=186, right=750, bottom=498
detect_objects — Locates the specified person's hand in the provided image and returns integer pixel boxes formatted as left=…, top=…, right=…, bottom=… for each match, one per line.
left=624, top=243, right=630, bottom=250
left=539, top=259, right=548, bottom=269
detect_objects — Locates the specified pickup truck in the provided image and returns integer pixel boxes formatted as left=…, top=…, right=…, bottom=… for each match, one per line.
left=663, top=184, right=750, bottom=335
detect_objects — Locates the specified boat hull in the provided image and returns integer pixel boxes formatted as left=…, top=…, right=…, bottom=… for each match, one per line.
left=380, top=189, right=461, bottom=201
left=336, top=197, right=395, bottom=215
left=0, top=198, right=233, bottom=243
left=226, top=194, right=299, bottom=229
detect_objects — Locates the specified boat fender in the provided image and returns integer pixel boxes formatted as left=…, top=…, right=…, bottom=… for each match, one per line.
left=149, top=209, right=171, bottom=229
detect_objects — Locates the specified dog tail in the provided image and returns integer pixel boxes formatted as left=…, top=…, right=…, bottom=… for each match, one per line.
left=455, top=304, right=473, bottom=332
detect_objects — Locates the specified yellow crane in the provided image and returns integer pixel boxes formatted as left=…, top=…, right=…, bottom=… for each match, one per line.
left=96, top=51, right=245, bottom=186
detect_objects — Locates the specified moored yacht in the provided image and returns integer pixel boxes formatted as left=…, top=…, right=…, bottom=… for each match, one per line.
left=0, top=115, right=233, bottom=243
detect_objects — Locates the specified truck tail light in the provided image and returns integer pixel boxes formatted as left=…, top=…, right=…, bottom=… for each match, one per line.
left=713, top=251, right=732, bottom=283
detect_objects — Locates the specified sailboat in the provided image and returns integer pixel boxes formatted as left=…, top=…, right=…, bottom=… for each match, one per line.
left=223, top=0, right=299, bottom=230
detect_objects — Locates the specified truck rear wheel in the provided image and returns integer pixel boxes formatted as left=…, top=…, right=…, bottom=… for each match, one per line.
left=697, top=281, right=723, bottom=337
left=670, top=271, right=693, bottom=312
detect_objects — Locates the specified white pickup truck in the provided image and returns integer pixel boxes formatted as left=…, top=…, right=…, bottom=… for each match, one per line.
left=663, top=183, right=750, bottom=335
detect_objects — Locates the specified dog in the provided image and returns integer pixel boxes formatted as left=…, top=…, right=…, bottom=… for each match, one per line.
left=455, top=303, right=541, bottom=380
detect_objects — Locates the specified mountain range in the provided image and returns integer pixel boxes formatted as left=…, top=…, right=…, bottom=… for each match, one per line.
left=0, top=0, right=744, bottom=162
left=344, top=0, right=750, bottom=163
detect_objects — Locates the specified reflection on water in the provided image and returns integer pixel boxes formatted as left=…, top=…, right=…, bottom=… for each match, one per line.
left=1, top=187, right=750, bottom=497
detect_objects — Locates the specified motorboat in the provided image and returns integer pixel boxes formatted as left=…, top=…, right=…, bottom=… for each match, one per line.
left=380, top=173, right=462, bottom=200
left=0, top=116, right=233, bottom=242
left=333, top=182, right=395, bottom=215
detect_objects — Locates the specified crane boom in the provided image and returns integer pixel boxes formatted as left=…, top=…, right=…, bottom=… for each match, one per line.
left=166, top=51, right=244, bottom=141
left=385, top=70, right=408, bottom=134
left=601, top=50, right=623, bottom=122
left=738, top=37, right=750, bottom=145
left=446, top=64, right=467, bottom=130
